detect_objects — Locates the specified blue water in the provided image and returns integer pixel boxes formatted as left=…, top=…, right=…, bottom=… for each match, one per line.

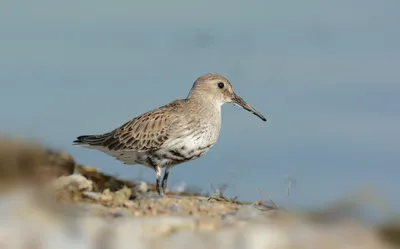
left=1, top=0, right=399, bottom=218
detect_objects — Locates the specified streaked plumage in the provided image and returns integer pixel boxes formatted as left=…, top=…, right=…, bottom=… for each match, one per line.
left=73, top=74, right=266, bottom=196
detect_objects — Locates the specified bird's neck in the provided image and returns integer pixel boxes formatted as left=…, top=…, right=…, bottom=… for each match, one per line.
left=185, top=97, right=222, bottom=142
left=185, top=97, right=222, bottom=130
left=187, top=95, right=222, bottom=114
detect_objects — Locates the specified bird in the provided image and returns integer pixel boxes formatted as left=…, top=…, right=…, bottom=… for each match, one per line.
left=73, top=74, right=266, bottom=196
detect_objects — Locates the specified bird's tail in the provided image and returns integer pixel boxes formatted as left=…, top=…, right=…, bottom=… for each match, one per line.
left=73, top=132, right=112, bottom=147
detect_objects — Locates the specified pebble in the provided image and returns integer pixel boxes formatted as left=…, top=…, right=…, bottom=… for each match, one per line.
left=123, top=200, right=137, bottom=208
left=52, top=174, right=94, bottom=192
left=113, top=187, right=132, bottom=204
left=100, top=189, right=113, bottom=202
left=82, top=191, right=101, bottom=201
left=135, top=182, right=149, bottom=193
left=112, top=211, right=126, bottom=218
left=169, top=204, right=183, bottom=212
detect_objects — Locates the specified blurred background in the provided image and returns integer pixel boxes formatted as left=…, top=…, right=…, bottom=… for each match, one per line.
left=1, top=0, right=399, bottom=217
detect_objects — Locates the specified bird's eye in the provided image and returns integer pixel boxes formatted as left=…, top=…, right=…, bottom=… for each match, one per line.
left=217, top=82, right=224, bottom=89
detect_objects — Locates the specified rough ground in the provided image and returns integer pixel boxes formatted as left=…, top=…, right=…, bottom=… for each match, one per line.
left=0, top=136, right=399, bottom=249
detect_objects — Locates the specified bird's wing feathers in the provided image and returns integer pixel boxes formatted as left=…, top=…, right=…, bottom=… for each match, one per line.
left=97, top=100, right=184, bottom=152
left=103, top=112, right=170, bottom=152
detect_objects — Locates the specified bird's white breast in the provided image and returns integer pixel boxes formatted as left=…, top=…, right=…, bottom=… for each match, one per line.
left=146, top=122, right=220, bottom=167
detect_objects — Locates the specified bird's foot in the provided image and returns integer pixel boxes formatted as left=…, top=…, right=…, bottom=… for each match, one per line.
left=156, top=179, right=166, bottom=197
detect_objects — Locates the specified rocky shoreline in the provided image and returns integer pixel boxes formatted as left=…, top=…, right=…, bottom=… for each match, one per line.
left=0, top=136, right=398, bottom=248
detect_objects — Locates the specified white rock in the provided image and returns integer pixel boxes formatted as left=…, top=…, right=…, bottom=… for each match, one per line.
left=82, top=191, right=101, bottom=200
left=135, top=181, right=148, bottom=193
left=52, top=174, right=93, bottom=192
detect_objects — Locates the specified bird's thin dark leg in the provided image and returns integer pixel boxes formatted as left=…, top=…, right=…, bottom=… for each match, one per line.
left=155, top=166, right=165, bottom=197
left=161, top=168, right=170, bottom=192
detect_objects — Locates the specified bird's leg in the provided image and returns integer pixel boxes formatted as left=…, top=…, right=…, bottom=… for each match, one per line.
left=155, top=166, right=165, bottom=197
left=161, top=168, right=170, bottom=192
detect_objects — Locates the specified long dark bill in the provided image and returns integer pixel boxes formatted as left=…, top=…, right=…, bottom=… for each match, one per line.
left=232, top=94, right=266, bottom=121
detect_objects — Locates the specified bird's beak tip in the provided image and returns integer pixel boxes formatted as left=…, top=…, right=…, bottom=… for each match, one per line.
left=232, top=94, right=266, bottom=122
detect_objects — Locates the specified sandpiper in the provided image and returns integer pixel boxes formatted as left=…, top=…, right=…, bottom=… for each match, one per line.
left=73, top=74, right=266, bottom=196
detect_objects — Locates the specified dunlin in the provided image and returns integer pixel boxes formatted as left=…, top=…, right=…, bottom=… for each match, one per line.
left=73, top=74, right=266, bottom=196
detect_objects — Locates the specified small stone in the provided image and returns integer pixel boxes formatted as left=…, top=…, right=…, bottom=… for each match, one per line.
left=82, top=167, right=98, bottom=172
left=135, top=181, right=148, bottom=193
left=100, top=189, right=113, bottom=202
left=100, top=195, right=113, bottom=202
left=114, top=186, right=132, bottom=205
left=112, top=211, right=126, bottom=218
left=82, top=191, right=101, bottom=201
left=123, top=200, right=138, bottom=208
left=169, top=204, right=183, bottom=212
left=102, top=188, right=111, bottom=195
left=52, top=174, right=94, bottom=192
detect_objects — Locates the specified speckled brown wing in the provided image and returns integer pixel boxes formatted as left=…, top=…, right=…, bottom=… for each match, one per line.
left=100, top=112, right=169, bottom=152
left=97, top=100, right=185, bottom=152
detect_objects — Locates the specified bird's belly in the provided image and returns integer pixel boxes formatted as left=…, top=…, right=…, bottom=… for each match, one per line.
left=149, top=134, right=216, bottom=167
left=110, top=131, right=218, bottom=168
left=108, top=150, right=143, bottom=165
